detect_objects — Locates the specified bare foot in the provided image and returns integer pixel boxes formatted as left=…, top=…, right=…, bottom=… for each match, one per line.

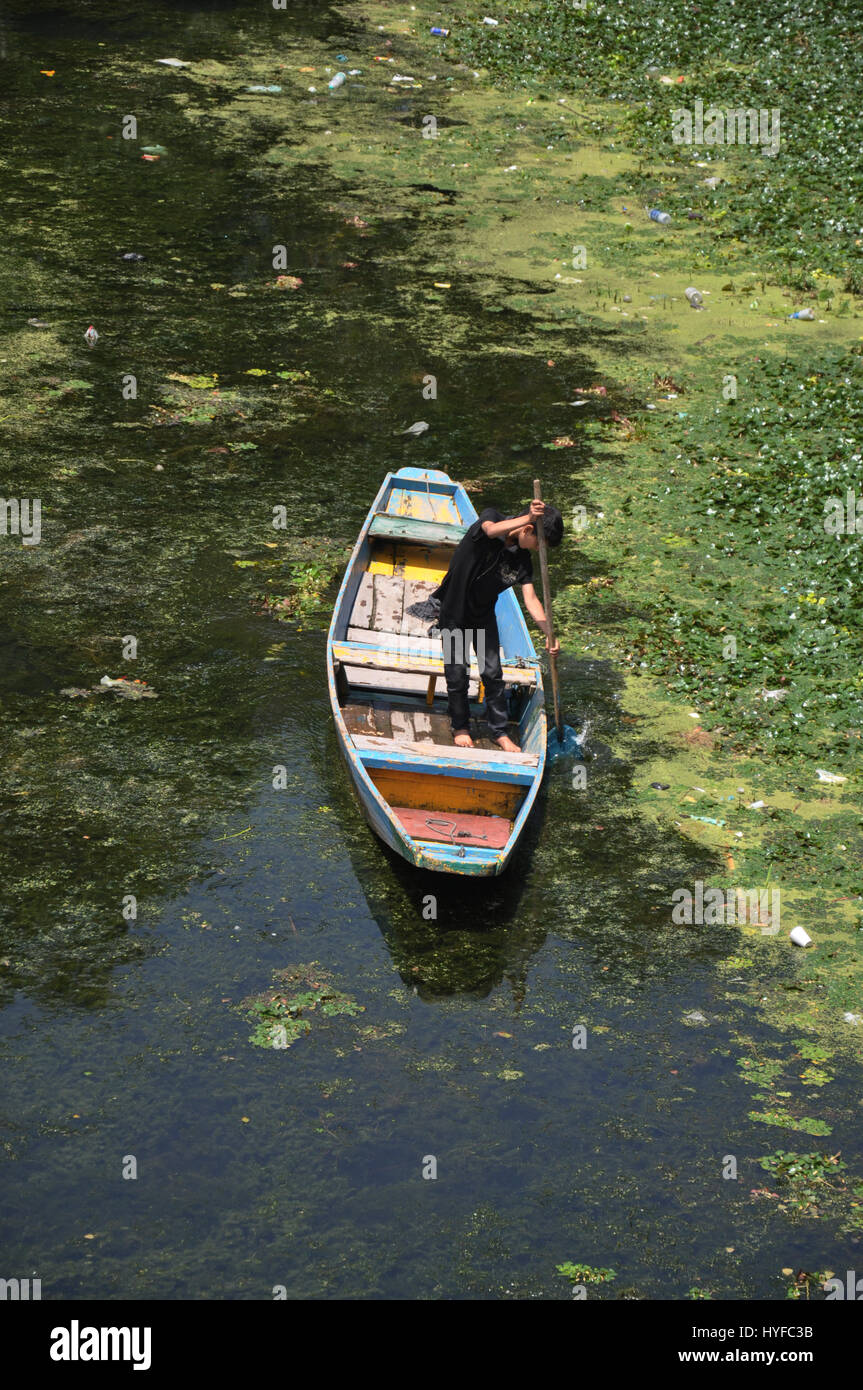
left=493, top=734, right=520, bottom=753
left=453, top=731, right=474, bottom=748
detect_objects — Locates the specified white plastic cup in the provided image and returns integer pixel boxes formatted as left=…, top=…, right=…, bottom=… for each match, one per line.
left=789, top=926, right=812, bottom=947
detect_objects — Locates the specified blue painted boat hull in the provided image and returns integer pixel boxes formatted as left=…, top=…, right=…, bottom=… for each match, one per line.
left=327, top=468, right=547, bottom=876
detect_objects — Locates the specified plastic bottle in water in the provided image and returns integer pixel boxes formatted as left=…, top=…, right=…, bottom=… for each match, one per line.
left=328, top=72, right=346, bottom=90
left=685, top=287, right=704, bottom=307
left=648, top=208, right=671, bottom=224
left=789, top=308, right=815, bottom=320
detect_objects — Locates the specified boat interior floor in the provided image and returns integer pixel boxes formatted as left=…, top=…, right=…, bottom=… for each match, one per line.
left=341, top=697, right=522, bottom=752
left=350, top=570, right=509, bottom=660
left=351, top=572, right=441, bottom=640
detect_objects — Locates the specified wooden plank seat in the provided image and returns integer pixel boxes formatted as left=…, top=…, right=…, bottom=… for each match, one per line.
left=347, top=625, right=443, bottom=652
left=368, top=513, right=467, bottom=547
left=351, top=733, right=538, bottom=768
left=345, top=630, right=509, bottom=684
left=355, top=736, right=537, bottom=785
left=332, top=640, right=539, bottom=687
left=391, top=806, right=511, bottom=850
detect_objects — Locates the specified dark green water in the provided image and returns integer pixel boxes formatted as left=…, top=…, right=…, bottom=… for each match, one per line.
left=1, top=0, right=859, bottom=1299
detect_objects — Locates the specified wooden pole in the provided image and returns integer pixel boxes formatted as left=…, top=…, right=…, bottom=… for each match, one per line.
left=533, top=478, right=564, bottom=744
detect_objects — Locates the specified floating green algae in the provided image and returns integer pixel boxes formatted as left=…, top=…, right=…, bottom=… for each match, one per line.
left=757, top=1149, right=847, bottom=1218
left=556, top=1262, right=617, bottom=1285
left=240, top=964, right=364, bottom=1049
left=253, top=536, right=352, bottom=625
left=748, top=1109, right=832, bottom=1136
left=2, top=0, right=863, bottom=1301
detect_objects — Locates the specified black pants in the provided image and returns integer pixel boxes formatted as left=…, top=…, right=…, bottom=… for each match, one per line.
left=441, top=616, right=508, bottom=737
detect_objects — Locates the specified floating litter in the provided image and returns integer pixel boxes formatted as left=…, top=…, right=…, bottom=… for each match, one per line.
left=547, top=724, right=581, bottom=761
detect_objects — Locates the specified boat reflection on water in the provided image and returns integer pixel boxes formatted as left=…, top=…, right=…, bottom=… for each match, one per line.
left=330, top=752, right=549, bottom=1002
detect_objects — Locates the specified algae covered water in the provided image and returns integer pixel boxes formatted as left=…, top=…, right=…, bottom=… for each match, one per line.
left=1, top=0, right=861, bottom=1301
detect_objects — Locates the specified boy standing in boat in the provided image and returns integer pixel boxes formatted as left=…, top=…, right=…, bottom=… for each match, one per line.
left=433, top=498, right=563, bottom=751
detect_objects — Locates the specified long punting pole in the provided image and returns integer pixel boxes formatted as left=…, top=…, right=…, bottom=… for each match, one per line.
left=533, top=477, right=564, bottom=745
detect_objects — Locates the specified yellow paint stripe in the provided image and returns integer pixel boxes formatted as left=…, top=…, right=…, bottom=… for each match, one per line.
left=433, top=496, right=459, bottom=525
left=398, top=543, right=449, bottom=580
left=369, top=540, right=451, bottom=580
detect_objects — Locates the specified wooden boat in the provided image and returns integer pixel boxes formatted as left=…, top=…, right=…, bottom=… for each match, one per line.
left=327, top=467, right=546, bottom=875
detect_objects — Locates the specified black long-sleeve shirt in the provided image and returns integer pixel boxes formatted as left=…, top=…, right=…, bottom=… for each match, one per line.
left=433, top=507, right=533, bottom=629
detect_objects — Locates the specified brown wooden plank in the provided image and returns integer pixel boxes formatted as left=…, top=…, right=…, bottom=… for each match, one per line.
left=371, top=575, right=405, bottom=634
left=392, top=806, right=511, bottom=849
left=372, top=706, right=393, bottom=739
left=341, top=700, right=393, bottom=739
left=344, top=699, right=518, bottom=744
left=369, top=769, right=524, bottom=819
left=426, top=709, right=455, bottom=745
left=367, top=699, right=394, bottom=739
left=342, top=702, right=371, bottom=737
left=348, top=699, right=448, bottom=743
left=343, top=698, right=519, bottom=750
left=350, top=572, right=375, bottom=629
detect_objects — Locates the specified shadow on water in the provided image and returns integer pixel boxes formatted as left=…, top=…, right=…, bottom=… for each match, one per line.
left=331, top=790, right=549, bottom=1003
left=321, top=649, right=725, bottom=1007
left=0, top=3, right=611, bottom=1007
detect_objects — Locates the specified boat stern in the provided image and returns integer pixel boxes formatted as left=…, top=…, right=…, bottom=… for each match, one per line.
left=411, top=839, right=512, bottom=876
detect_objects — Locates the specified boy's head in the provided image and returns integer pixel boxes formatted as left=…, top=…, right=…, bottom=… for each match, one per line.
left=509, top=503, right=563, bottom=551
